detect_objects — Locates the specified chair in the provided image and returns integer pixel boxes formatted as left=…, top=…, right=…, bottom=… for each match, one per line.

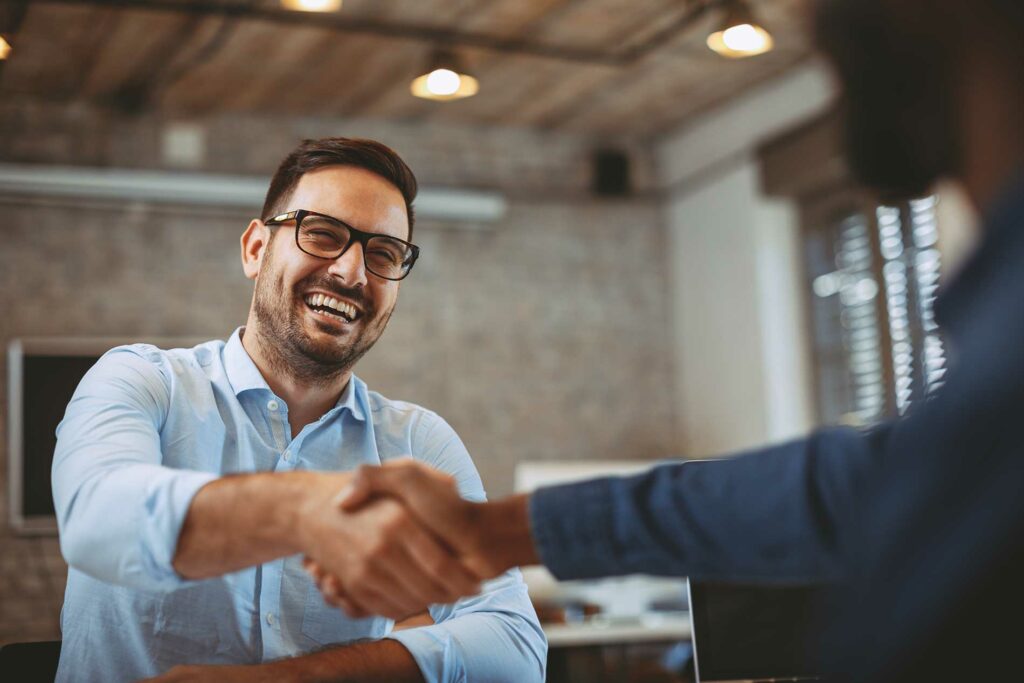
left=0, top=640, right=61, bottom=683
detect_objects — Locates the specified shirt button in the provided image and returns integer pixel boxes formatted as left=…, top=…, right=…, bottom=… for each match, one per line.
left=267, top=400, right=279, bottom=411
left=282, top=450, right=291, bottom=462
left=266, top=612, right=275, bottom=626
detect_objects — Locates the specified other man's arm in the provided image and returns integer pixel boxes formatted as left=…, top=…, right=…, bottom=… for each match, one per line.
left=333, top=425, right=893, bottom=588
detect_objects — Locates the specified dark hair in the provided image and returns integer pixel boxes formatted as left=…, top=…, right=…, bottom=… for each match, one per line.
left=261, top=137, right=418, bottom=240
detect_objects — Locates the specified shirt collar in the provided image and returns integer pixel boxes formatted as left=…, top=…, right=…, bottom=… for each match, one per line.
left=224, top=327, right=271, bottom=396
left=333, top=372, right=368, bottom=423
left=934, top=169, right=1024, bottom=338
left=223, top=327, right=368, bottom=422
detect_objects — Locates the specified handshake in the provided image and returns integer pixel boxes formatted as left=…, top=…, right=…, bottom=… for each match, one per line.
left=296, top=460, right=539, bottom=620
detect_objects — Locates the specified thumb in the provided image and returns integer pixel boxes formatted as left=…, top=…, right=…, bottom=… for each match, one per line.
left=333, top=466, right=377, bottom=510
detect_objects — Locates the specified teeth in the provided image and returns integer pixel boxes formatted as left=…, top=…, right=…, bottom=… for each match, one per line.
left=305, top=293, right=358, bottom=321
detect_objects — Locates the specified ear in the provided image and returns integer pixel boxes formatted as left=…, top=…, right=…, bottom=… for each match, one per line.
left=241, top=219, right=271, bottom=280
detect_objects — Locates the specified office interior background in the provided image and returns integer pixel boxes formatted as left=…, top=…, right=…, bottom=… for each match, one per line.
left=0, top=0, right=980, bottom=673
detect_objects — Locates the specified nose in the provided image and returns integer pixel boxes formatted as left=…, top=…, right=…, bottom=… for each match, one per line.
left=326, top=240, right=368, bottom=288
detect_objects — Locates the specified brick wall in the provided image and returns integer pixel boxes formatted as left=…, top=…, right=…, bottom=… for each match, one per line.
left=0, top=102, right=678, bottom=644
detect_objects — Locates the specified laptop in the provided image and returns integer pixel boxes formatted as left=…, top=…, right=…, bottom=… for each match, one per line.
left=687, top=580, right=826, bottom=683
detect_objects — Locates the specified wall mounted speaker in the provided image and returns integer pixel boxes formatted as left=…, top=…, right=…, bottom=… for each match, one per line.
left=592, top=149, right=632, bottom=197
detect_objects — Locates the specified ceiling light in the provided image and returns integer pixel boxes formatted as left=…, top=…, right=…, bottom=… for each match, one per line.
left=411, top=50, right=478, bottom=101
left=280, top=0, right=342, bottom=12
left=0, top=36, right=11, bottom=60
left=707, top=0, right=774, bottom=58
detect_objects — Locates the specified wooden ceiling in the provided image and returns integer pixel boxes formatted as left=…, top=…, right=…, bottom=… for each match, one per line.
left=0, top=0, right=812, bottom=139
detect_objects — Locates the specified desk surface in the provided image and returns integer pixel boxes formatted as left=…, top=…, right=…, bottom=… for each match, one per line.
left=543, top=612, right=691, bottom=648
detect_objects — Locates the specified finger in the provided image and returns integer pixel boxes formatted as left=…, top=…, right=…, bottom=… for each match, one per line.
left=319, top=574, right=341, bottom=601
left=335, top=461, right=427, bottom=512
left=303, top=558, right=325, bottom=583
left=399, top=521, right=482, bottom=600
left=314, top=551, right=441, bottom=618
left=330, top=554, right=424, bottom=620
left=313, top=572, right=371, bottom=618
left=333, top=467, right=376, bottom=511
left=351, top=575, right=420, bottom=620
left=332, top=591, right=368, bottom=619
left=383, top=539, right=461, bottom=608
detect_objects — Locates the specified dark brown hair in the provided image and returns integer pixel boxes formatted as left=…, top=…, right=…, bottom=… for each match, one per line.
left=261, top=137, right=418, bottom=240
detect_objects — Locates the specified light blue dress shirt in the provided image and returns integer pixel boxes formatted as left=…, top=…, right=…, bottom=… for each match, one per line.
left=51, top=328, right=546, bottom=682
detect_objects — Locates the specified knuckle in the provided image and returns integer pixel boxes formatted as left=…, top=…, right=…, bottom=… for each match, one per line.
left=427, top=554, right=450, bottom=576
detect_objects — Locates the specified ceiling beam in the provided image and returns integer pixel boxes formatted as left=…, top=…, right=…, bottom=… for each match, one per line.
left=35, top=0, right=717, bottom=66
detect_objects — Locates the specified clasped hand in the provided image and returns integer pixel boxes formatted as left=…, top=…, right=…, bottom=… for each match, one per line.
left=299, top=460, right=504, bottom=620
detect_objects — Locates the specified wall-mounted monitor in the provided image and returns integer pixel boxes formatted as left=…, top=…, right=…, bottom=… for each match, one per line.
left=6, top=337, right=205, bottom=534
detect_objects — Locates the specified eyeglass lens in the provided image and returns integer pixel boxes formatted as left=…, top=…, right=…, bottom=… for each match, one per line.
left=298, top=214, right=412, bottom=279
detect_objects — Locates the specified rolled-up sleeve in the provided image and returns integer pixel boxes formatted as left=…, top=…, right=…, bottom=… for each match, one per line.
left=389, top=569, right=546, bottom=683
left=52, top=347, right=217, bottom=590
left=385, top=411, right=547, bottom=683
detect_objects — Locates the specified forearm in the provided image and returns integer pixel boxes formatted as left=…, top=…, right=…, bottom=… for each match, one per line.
left=263, top=639, right=424, bottom=683
left=146, top=639, right=425, bottom=683
left=173, top=470, right=349, bottom=579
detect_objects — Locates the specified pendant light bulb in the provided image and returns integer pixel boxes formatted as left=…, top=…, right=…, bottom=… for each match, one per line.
left=411, top=50, right=478, bottom=101
left=707, top=0, right=774, bottom=58
left=280, top=0, right=342, bottom=12
left=425, top=69, right=461, bottom=96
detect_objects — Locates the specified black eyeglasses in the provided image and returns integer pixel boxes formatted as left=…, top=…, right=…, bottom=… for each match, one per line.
left=264, top=209, right=420, bottom=281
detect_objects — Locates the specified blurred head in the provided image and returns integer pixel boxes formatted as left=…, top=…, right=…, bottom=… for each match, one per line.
left=812, top=0, right=1024, bottom=201
left=241, top=138, right=418, bottom=385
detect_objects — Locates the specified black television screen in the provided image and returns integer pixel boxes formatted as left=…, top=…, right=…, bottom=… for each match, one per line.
left=7, top=337, right=204, bottom=534
left=20, top=355, right=100, bottom=519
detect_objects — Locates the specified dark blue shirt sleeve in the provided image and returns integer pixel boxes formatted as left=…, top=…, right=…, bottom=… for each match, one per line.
left=528, top=425, right=892, bottom=583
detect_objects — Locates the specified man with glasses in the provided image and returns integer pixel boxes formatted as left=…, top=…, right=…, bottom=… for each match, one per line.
left=51, top=138, right=546, bottom=683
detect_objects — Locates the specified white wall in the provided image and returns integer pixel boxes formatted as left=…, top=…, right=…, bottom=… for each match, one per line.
left=657, top=61, right=836, bottom=457
left=666, top=161, right=814, bottom=456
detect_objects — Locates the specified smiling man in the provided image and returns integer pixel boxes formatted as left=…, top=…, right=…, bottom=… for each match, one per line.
left=51, top=138, right=546, bottom=683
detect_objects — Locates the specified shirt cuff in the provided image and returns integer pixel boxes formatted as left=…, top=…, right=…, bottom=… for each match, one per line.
left=386, top=626, right=462, bottom=683
left=528, top=477, right=623, bottom=581
left=138, top=469, right=220, bottom=587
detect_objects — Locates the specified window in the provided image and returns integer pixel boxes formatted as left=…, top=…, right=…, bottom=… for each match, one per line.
left=803, top=195, right=946, bottom=426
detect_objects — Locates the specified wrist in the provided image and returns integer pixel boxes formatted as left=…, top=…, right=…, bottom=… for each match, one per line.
left=474, top=493, right=539, bottom=574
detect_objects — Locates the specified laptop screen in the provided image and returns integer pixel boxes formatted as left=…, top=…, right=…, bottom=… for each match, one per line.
left=688, top=580, right=827, bottom=682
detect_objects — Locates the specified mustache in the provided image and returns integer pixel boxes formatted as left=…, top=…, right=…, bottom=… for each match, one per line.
left=297, top=278, right=373, bottom=313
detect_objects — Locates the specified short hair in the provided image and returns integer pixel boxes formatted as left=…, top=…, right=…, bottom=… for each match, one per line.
left=261, top=137, right=418, bottom=240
